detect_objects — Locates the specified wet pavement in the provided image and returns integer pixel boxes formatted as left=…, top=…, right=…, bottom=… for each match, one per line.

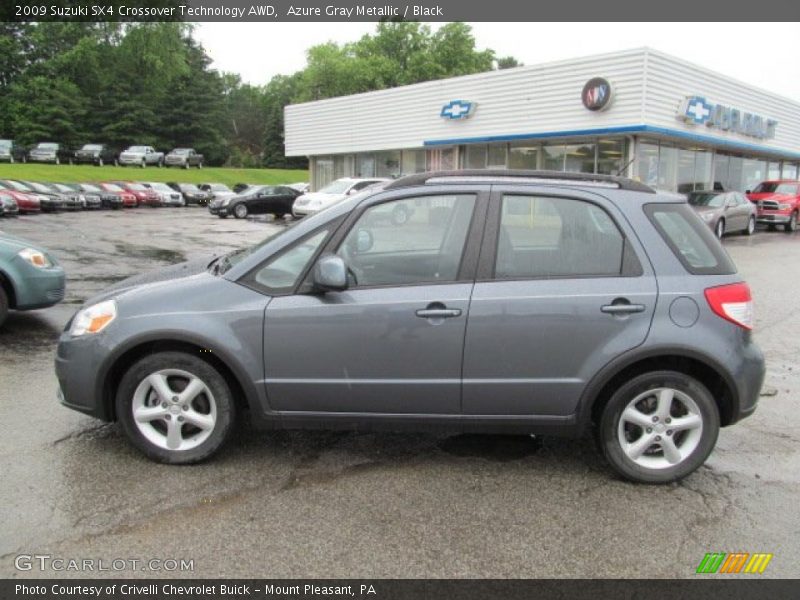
left=0, top=209, right=798, bottom=579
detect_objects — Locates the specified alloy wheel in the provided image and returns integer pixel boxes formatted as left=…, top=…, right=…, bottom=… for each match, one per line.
left=617, top=387, right=704, bottom=470
left=131, top=369, right=217, bottom=451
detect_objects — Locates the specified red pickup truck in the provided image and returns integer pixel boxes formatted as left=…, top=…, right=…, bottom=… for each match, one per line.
left=747, top=180, right=800, bottom=232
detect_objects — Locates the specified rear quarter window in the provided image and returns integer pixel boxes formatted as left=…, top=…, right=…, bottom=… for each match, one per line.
left=644, top=203, right=736, bottom=275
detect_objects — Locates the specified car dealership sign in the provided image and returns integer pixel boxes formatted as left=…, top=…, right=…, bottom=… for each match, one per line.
left=677, top=95, right=778, bottom=139
left=441, top=100, right=476, bottom=120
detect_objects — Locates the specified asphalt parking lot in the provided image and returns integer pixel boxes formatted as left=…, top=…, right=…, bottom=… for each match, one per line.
left=0, top=208, right=798, bottom=579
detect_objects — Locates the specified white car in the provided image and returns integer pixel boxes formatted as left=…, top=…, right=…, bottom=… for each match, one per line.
left=292, top=178, right=389, bottom=217
left=144, top=182, right=185, bottom=207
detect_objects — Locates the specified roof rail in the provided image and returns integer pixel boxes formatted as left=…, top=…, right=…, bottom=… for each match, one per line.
left=384, top=169, right=656, bottom=193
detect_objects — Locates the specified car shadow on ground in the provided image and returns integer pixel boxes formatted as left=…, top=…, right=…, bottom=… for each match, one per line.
left=0, top=311, right=62, bottom=356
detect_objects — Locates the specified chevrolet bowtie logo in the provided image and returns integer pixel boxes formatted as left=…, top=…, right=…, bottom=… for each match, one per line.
left=441, top=100, right=475, bottom=120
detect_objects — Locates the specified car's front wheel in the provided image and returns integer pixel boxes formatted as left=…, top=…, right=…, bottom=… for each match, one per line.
left=744, top=215, right=755, bottom=236
left=785, top=211, right=798, bottom=233
left=233, top=203, right=248, bottom=219
left=714, top=219, right=725, bottom=239
left=598, top=371, right=719, bottom=483
left=116, top=352, right=236, bottom=464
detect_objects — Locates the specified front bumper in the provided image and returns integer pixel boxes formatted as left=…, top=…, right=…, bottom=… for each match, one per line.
left=757, top=211, right=791, bottom=224
left=28, top=155, right=58, bottom=163
left=56, top=330, right=116, bottom=420
left=74, top=155, right=100, bottom=164
left=208, top=204, right=230, bottom=215
left=15, top=265, right=66, bottom=310
left=292, top=205, right=318, bottom=217
left=118, top=156, right=144, bottom=165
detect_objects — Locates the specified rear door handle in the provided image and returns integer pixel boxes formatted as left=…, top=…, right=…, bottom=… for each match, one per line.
left=601, top=302, right=646, bottom=315
left=415, top=302, right=462, bottom=319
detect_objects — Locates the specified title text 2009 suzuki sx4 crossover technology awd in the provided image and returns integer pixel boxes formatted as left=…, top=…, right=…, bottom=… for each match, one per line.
left=56, top=171, right=765, bottom=483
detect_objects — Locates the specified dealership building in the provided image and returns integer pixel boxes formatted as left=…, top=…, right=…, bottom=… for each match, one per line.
left=284, top=48, right=800, bottom=193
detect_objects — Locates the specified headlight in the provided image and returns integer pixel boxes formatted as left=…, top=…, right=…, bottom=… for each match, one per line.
left=18, top=247, right=52, bottom=268
left=70, top=300, right=117, bottom=336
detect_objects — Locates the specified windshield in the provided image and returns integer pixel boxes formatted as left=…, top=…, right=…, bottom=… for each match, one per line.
left=0, top=140, right=10, bottom=148
left=54, top=184, right=72, bottom=192
left=171, top=148, right=190, bottom=155
left=103, top=183, right=124, bottom=192
left=28, top=182, right=51, bottom=193
left=210, top=184, right=231, bottom=192
left=127, top=146, right=148, bottom=153
left=211, top=223, right=301, bottom=276
left=688, top=192, right=725, bottom=208
left=36, top=143, right=58, bottom=150
left=243, top=186, right=268, bottom=197
left=180, top=184, right=200, bottom=192
left=318, top=180, right=353, bottom=195
left=125, top=183, right=146, bottom=191
left=752, top=182, right=798, bottom=195
left=82, top=144, right=102, bottom=151
left=82, top=184, right=101, bottom=192
left=5, top=180, right=30, bottom=191
left=150, top=183, right=171, bottom=191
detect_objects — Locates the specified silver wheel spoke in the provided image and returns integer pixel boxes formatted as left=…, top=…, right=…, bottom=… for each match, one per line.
left=661, top=436, right=682, bottom=464
left=625, top=433, right=656, bottom=460
left=622, top=406, right=652, bottom=429
left=655, top=388, right=674, bottom=420
left=166, top=418, right=183, bottom=450
left=671, top=413, right=702, bottom=431
left=134, top=405, right=168, bottom=423
left=179, top=377, right=206, bottom=405
left=147, top=373, right=173, bottom=403
left=183, top=409, right=214, bottom=431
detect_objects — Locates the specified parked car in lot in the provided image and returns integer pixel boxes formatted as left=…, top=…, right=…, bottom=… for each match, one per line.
left=24, top=181, right=82, bottom=211
left=167, top=182, right=212, bottom=206
left=198, top=183, right=236, bottom=202
left=232, top=183, right=251, bottom=194
left=28, top=142, right=72, bottom=165
left=56, top=183, right=101, bottom=209
left=0, top=184, right=40, bottom=214
left=0, top=192, right=19, bottom=217
left=1, top=231, right=65, bottom=327
left=74, top=143, right=117, bottom=166
left=99, top=183, right=137, bottom=208
left=292, top=178, right=390, bottom=217
left=165, top=148, right=203, bottom=169
left=687, top=190, right=756, bottom=238
left=77, top=183, right=123, bottom=209
left=287, top=182, right=311, bottom=194
left=118, top=146, right=164, bottom=168
left=746, top=180, right=800, bottom=232
left=55, top=170, right=765, bottom=484
left=143, top=182, right=184, bottom=206
left=0, top=180, right=62, bottom=212
left=113, top=182, right=160, bottom=207
left=209, top=185, right=301, bottom=219
left=0, top=139, right=27, bottom=163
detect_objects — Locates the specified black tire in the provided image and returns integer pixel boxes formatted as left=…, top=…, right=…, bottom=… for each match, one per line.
left=714, top=218, right=725, bottom=239
left=767, top=223, right=777, bottom=232
left=116, top=351, right=236, bottom=464
left=183, top=162, right=189, bottom=170
left=233, top=203, right=248, bottom=219
left=744, top=215, right=755, bottom=236
left=785, top=211, right=798, bottom=233
left=597, top=371, right=720, bottom=484
left=0, top=286, right=8, bottom=328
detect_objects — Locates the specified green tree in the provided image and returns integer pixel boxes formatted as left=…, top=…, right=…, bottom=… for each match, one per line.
left=7, top=76, right=86, bottom=147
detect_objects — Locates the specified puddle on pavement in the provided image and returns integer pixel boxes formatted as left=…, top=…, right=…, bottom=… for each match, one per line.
left=114, top=243, right=186, bottom=264
left=439, top=434, right=543, bottom=462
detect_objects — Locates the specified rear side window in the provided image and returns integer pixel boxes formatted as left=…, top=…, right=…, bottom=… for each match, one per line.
left=644, top=203, right=736, bottom=275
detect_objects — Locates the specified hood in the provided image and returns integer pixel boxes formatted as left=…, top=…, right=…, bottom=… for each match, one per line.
left=0, top=231, right=46, bottom=252
left=691, top=205, right=720, bottom=215
left=747, top=192, right=794, bottom=202
left=82, top=255, right=220, bottom=307
left=299, top=191, right=344, bottom=202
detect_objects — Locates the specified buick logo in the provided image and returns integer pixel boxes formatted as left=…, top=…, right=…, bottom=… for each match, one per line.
left=582, top=77, right=613, bottom=112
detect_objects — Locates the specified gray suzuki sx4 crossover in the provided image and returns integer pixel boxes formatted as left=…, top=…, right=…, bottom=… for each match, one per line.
left=56, top=171, right=765, bottom=483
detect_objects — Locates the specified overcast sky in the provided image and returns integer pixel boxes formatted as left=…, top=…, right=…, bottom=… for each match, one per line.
left=193, top=22, right=800, bottom=101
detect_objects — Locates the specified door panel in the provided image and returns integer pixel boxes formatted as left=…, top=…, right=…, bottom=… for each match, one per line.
left=264, top=284, right=472, bottom=414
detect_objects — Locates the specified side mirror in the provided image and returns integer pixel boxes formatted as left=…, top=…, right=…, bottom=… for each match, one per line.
left=745, top=189, right=751, bottom=194
left=313, top=255, right=348, bottom=292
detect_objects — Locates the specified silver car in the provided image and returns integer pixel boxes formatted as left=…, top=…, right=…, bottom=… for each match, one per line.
left=687, top=191, right=757, bottom=238
left=55, top=170, right=764, bottom=483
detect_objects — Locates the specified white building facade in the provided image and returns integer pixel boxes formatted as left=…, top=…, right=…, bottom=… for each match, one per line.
left=285, top=48, right=800, bottom=193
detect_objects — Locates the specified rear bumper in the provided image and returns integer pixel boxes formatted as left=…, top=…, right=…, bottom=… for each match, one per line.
left=728, top=335, right=766, bottom=425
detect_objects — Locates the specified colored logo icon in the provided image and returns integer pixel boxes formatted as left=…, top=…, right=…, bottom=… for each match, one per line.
left=696, top=552, right=773, bottom=574
left=441, top=100, right=475, bottom=120
left=582, top=77, right=613, bottom=111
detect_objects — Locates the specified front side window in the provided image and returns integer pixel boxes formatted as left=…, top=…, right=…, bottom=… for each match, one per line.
left=337, top=195, right=476, bottom=287
left=495, top=195, right=625, bottom=279
left=251, top=228, right=331, bottom=292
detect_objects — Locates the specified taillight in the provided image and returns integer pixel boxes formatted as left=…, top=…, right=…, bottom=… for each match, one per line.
left=704, top=283, right=753, bottom=330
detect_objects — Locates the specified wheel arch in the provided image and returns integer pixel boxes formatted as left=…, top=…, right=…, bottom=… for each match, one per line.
left=100, top=334, right=256, bottom=422
left=0, top=269, right=18, bottom=308
left=579, top=347, right=738, bottom=431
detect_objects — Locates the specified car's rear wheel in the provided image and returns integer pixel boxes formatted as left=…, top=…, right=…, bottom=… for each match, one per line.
left=598, top=371, right=719, bottom=483
left=116, top=352, right=236, bottom=464
left=714, top=219, right=725, bottom=239
left=140, top=159, right=146, bottom=168
left=744, top=215, right=755, bottom=235
left=785, top=211, right=798, bottom=233
left=0, top=287, right=8, bottom=328
left=233, top=203, right=248, bottom=219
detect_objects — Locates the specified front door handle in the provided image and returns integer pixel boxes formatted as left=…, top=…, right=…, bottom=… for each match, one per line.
left=601, top=300, right=646, bottom=315
left=415, top=302, right=462, bottom=319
